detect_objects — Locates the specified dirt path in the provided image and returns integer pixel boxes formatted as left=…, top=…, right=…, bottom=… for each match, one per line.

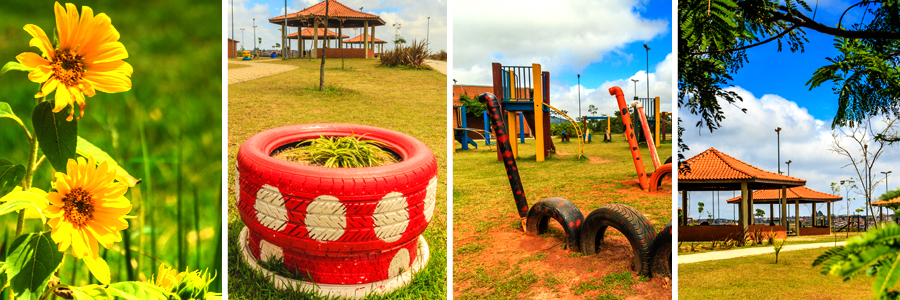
left=228, top=59, right=298, bottom=84
left=425, top=59, right=447, bottom=75
left=678, top=241, right=847, bottom=264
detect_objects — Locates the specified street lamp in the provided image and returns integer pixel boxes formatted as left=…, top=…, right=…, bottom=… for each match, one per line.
left=776, top=127, right=782, bottom=222
left=240, top=28, right=245, bottom=50
left=882, top=171, right=892, bottom=222
left=427, top=17, right=430, bottom=42
left=643, top=43, right=650, bottom=98
left=631, top=79, right=639, bottom=99
left=786, top=160, right=792, bottom=176
left=578, top=74, right=582, bottom=121
left=253, top=18, right=257, bottom=55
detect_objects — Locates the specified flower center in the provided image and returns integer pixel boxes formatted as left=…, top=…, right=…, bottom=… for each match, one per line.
left=52, top=49, right=85, bottom=87
left=63, top=187, right=95, bottom=228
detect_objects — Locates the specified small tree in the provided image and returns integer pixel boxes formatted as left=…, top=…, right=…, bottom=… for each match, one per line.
left=755, top=208, right=765, bottom=222
left=698, top=202, right=705, bottom=222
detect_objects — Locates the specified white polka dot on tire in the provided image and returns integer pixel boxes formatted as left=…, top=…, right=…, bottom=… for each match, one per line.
left=388, top=248, right=410, bottom=278
left=424, top=176, right=437, bottom=223
left=255, top=184, right=287, bottom=231
left=259, top=239, right=284, bottom=262
left=305, top=195, right=346, bottom=242
left=373, top=192, right=410, bottom=243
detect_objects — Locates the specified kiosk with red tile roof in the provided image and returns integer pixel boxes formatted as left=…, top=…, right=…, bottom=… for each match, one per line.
left=270, top=0, right=385, bottom=59
left=725, top=186, right=842, bottom=235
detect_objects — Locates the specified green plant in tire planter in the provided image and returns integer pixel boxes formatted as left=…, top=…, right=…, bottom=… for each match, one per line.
left=282, top=134, right=398, bottom=168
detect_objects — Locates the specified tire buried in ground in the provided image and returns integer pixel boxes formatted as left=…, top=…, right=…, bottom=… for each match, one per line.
left=648, top=222, right=672, bottom=278
left=525, top=197, right=584, bottom=252
left=579, top=203, right=656, bottom=275
left=236, top=123, right=437, bottom=287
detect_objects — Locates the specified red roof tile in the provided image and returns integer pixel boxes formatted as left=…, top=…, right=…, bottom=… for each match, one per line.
left=270, top=0, right=384, bottom=24
left=725, top=186, right=842, bottom=203
left=344, top=34, right=386, bottom=43
left=874, top=196, right=900, bottom=206
left=681, top=148, right=806, bottom=184
left=286, top=28, right=347, bottom=39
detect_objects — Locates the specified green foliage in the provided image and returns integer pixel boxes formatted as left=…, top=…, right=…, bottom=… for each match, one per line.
left=773, top=238, right=786, bottom=263
left=5, top=232, right=63, bottom=300
left=0, top=102, right=20, bottom=123
left=458, top=95, right=485, bottom=117
left=107, top=281, right=168, bottom=300
left=880, top=188, right=900, bottom=201
left=32, top=101, right=77, bottom=172
left=0, top=62, right=32, bottom=77
left=379, top=39, right=431, bottom=69
left=76, top=137, right=139, bottom=186
left=813, top=223, right=900, bottom=298
left=283, top=134, right=397, bottom=168
left=0, top=159, right=25, bottom=197
left=171, top=269, right=219, bottom=300
left=70, top=284, right=111, bottom=299
left=0, top=262, right=6, bottom=292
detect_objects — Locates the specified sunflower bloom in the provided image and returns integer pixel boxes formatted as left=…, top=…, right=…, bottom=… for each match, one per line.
left=16, top=2, right=132, bottom=121
left=152, top=264, right=184, bottom=290
left=42, top=156, right=132, bottom=259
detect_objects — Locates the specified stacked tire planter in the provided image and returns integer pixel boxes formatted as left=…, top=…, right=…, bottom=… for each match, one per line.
left=236, top=123, right=437, bottom=299
left=479, top=92, right=671, bottom=277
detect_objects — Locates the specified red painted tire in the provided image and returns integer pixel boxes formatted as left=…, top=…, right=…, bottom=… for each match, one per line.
left=236, top=123, right=437, bottom=284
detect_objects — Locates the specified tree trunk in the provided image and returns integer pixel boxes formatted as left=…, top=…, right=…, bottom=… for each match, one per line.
left=319, top=0, right=329, bottom=91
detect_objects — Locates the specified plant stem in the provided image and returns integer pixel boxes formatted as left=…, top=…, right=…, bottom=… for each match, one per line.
left=16, top=123, right=40, bottom=237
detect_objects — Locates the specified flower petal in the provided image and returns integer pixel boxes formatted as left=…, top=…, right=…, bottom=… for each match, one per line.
left=16, top=52, right=49, bottom=68
left=23, top=24, right=54, bottom=58
left=82, top=72, right=130, bottom=93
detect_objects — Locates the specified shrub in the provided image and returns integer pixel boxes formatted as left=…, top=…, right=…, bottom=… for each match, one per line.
left=379, top=39, right=431, bottom=69
left=429, top=50, right=447, bottom=61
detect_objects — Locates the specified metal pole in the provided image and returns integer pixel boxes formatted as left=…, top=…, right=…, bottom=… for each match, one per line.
left=253, top=18, right=257, bottom=56
left=643, top=44, right=650, bottom=98
left=578, top=74, right=582, bottom=121
left=427, top=17, right=430, bottom=42
left=786, top=160, right=792, bottom=176
left=631, top=79, right=639, bottom=98
left=240, top=28, right=245, bottom=50
left=283, top=1, right=287, bottom=59
left=776, top=127, right=782, bottom=222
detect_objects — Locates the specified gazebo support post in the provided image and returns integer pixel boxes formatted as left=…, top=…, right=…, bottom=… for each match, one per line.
left=338, top=27, right=342, bottom=52
left=795, top=198, right=801, bottom=236
left=781, top=185, right=787, bottom=228
left=370, top=25, right=375, bottom=57
left=812, top=202, right=816, bottom=227
left=312, top=20, right=319, bottom=58
left=748, top=189, right=754, bottom=225
left=741, top=182, right=748, bottom=240
left=828, top=201, right=832, bottom=234
left=363, top=21, right=369, bottom=58
left=770, top=203, right=774, bottom=225
left=682, top=191, right=688, bottom=225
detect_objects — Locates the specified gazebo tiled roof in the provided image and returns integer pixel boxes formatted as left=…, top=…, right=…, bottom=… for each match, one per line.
left=679, top=148, right=806, bottom=191
left=269, top=0, right=386, bottom=28
left=286, top=28, right=348, bottom=40
left=344, top=34, right=386, bottom=43
left=874, top=196, right=900, bottom=206
left=726, top=186, right=842, bottom=204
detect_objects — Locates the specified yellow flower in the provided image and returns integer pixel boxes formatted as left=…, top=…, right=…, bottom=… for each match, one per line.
left=42, top=156, right=132, bottom=259
left=15, top=2, right=132, bottom=121
left=152, top=264, right=184, bottom=290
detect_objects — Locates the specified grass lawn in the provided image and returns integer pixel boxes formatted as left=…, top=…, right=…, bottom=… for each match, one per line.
left=453, top=137, right=672, bottom=299
left=679, top=231, right=865, bottom=255
left=227, top=58, right=447, bottom=299
left=679, top=247, right=874, bottom=299
left=0, top=0, right=221, bottom=295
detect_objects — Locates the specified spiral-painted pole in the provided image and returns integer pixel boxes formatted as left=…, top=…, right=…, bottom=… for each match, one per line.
left=632, top=101, right=661, bottom=169
left=609, top=87, right=649, bottom=190
left=479, top=92, right=529, bottom=217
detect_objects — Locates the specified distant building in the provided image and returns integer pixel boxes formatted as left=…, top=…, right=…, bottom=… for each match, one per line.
left=228, top=38, right=239, bottom=58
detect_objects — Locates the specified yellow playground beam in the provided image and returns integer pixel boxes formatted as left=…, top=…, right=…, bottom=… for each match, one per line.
left=532, top=63, right=544, bottom=162
left=654, top=96, right=661, bottom=147
left=507, top=69, right=518, bottom=158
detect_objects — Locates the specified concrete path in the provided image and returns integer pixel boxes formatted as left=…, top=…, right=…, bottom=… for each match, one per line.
left=228, top=59, right=298, bottom=85
left=678, top=241, right=847, bottom=264
left=424, top=59, right=447, bottom=75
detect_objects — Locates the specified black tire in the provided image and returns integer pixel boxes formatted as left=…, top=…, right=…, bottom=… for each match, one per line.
left=648, top=222, right=672, bottom=278
left=525, top=197, right=584, bottom=252
left=664, top=156, right=672, bottom=165
left=580, top=204, right=656, bottom=275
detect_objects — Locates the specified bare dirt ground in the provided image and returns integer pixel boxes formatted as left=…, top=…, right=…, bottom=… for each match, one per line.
left=228, top=59, right=299, bottom=84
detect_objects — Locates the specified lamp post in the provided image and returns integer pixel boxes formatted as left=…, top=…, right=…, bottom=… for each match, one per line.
left=578, top=74, right=582, bottom=121
left=786, top=160, right=792, bottom=176
left=776, top=127, right=782, bottom=221
left=631, top=79, right=639, bottom=99
left=427, top=17, right=430, bottom=42
left=643, top=44, right=650, bottom=98
left=283, top=1, right=287, bottom=59
left=240, top=28, right=245, bottom=50
left=253, top=18, right=257, bottom=55
left=882, top=171, right=892, bottom=222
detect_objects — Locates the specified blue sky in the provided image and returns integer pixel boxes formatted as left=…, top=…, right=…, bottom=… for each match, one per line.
left=227, top=0, right=447, bottom=53
left=679, top=2, right=900, bottom=221
left=452, top=0, right=674, bottom=120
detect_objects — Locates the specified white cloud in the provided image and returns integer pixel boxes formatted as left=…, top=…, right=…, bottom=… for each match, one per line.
left=679, top=87, right=900, bottom=220
left=452, top=0, right=668, bottom=84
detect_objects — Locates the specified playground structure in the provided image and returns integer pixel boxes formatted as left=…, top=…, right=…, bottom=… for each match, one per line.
left=491, top=62, right=584, bottom=161
left=609, top=87, right=672, bottom=192
left=582, top=116, right=611, bottom=142
left=477, top=90, right=671, bottom=278
left=242, top=50, right=252, bottom=60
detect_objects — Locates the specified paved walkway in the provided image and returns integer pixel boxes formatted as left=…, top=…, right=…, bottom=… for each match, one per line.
left=678, top=241, right=847, bottom=264
left=228, top=59, right=298, bottom=85
left=424, top=59, right=446, bottom=75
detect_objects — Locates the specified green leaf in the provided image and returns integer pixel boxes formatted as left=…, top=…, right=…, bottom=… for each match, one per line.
left=0, top=262, right=7, bottom=292
left=0, top=187, right=48, bottom=220
left=5, top=232, right=64, bottom=300
left=71, top=285, right=111, bottom=300
left=0, top=61, right=34, bottom=77
left=33, top=101, right=77, bottom=172
left=0, top=159, right=26, bottom=197
left=83, top=255, right=110, bottom=285
left=874, top=254, right=900, bottom=298
left=76, top=137, right=140, bottom=187
left=0, top=199, right=38, bottom=217
left=107, top=282, right=168, bottom=300
left=0, top=102, right=22, bottom=124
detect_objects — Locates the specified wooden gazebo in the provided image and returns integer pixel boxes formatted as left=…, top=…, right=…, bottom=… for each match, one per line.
left=269, top=0, right=386, bottom=59
left=343, top=34, right=386, bottom=53
left=679, top=148, right=806, bottom=236
left=286, top=28, right=348, bottom=54
left=726, top=186, right=841, bottom=235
